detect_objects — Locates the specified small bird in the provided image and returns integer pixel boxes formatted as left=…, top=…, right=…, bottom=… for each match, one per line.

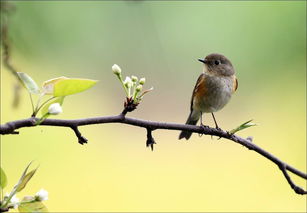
left=179, top=53, right=238, bottom=140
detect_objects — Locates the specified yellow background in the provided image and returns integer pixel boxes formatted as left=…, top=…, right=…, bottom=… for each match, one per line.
left=1, top=1, right=306, bottom=212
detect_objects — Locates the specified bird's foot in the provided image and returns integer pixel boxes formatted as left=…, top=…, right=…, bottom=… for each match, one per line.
left=214, top=126, right=222, bottom=140
left=226, top=131, right=233, bottom=136
left=200, top=124, right=210, bottom=129
left=198, top=124, right=209, bottom=137
left=215, top=126, right=222, bottom=131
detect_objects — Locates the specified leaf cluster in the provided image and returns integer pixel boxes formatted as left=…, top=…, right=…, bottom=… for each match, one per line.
left=17, top=73, right=97, bottom=122
left=0, top=163, right=48, bottom=212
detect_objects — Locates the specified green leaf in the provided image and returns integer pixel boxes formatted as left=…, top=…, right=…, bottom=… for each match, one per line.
left=230, top=119, right=256, bottom=134
left=17, top=72, right=40, bottom=94
left=42, top=76, right=68, bottom=95
left=18, top=196, right=48, bottom=213
left=0, top=167, right=8, bottom=189
left=16, top=168, right=38, bottom=192
left=53, top=78, right=97, bottom=97
left=13, top=162, right=38, bottom=193
left=40, top=97, right=65, bottom=116
left=16, top=162, right=33, bottom=186
left=4, top=162, right=34, bottom=206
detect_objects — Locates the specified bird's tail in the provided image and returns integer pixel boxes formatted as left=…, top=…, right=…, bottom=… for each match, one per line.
left=179, top=111, right=199, bottom=140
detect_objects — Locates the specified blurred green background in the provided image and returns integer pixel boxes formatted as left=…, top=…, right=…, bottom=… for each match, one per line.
left=1, top=1, right=306, bottom=212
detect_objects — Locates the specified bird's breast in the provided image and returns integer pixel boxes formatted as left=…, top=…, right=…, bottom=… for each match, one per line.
left=193, top=74, right=234, bottom=113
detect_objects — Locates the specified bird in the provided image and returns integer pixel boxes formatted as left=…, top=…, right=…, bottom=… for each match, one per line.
left=179, top=53, right=238, bottom=140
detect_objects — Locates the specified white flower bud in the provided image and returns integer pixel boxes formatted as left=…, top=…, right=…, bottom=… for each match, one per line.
left=139, top=78, right=145, bottom=85
left=48, top=103, right=63, bottom=115
left=35, top=189, right=48, bottom=201
left=4, top=193, right=9, bottom=199
left=136, top=85, right=142, bottom=92
left=10, top=195, right=20, bottom=209
left=112, top=64, right=121, bottom=75
left=131, top=75, right=138, bottom=82
left=123, top=76, right=133, bottom=88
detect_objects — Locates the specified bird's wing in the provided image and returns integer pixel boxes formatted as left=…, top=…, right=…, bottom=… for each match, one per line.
left=233, top=76, right=238, bottom=93
left=190, top=73, right=205, bottom=111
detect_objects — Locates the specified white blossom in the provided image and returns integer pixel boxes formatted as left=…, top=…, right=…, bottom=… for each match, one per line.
left=136, top=85, right=142, bottom=92
left=131, top=75, right=138, bottom=82
left=123, top=76, right=133, bottom=88
left=35, top=189, right=48, bottom=201
left=10, top=195, right=20, bottom=209
left=139, top=78, right=146, bottom=85
left=4, top=192, right=9, bottom=199
left=48, top=103, right=63, bottom=115
left=112, top=64, right=121, bottom=75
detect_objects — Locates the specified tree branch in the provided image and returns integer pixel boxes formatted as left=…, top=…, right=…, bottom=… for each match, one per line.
left=0, top=115, right=306, bottom=195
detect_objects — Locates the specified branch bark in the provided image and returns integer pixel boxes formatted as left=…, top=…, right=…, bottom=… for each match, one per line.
left=0, top=114, right=306, bottom=195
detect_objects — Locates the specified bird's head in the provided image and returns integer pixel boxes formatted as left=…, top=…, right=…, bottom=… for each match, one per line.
left=198, top=53, right=235, bottom=76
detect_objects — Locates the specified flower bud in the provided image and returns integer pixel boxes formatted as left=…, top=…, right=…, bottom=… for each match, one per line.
left=136, top=85, right=142, bottom=92
left=112, top=64, right=121, bottom=75
left=123, top=76, right=133, bottom=88
left=10, top=195, right=19, bottom=209
left=131, top=75, right=138, bottom=82
left=139, top=78, right=145, bottom=85
left=48, top=103, right=63, bottom=115
left=4, top=193, right=10, bottom=200
left=35, top=189, right=48, bottom=201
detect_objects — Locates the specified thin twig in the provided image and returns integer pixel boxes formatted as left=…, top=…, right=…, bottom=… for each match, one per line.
left=0, top=115, right=306, bottom=194
left=71, top=125, right=88, bottom=145
left=279, top=164, right=306, bottom=195
left=146, top=128, right=156, bottom=151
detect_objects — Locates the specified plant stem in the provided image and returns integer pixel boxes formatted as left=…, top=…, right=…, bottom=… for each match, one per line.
left=1, top=190, right=14, bottom=209
left=29, top=93, right=34, bottom=113
left=133, top=90, right=140, bottom=103
left=32, top=93, right=44, bottom=117
left=35, top=97, right=56, bottom=115
left=117, top=75, right=129, bottom=97
left=35, top=113, right=50, bottom=125
left=19, top=199, right=36, bottom=205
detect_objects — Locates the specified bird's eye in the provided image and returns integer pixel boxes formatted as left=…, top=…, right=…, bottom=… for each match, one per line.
left=214, top=60, right=220, bottom=65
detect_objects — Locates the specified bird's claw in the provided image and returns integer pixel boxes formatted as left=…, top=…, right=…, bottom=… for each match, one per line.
left=215, top=126, right=222, bottom=131
left=200, top=124, right=209, bottom=130
left=226, top=131, right=233, bottom=136
left=208, top=126, right=222, bottom=140
left=198, top=124, right=209, bottom=137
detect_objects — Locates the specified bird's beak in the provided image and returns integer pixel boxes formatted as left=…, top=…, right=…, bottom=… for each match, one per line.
left=198, top=59, right=207, bottom=64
